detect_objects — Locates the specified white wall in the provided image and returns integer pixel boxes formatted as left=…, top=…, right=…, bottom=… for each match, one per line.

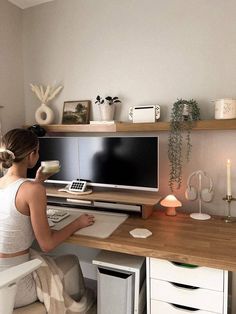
left=23, top=0, right=236, bottom=123
left=0, top=0, right=24, bottom=132
left=21, top=0, right=236, bottom=216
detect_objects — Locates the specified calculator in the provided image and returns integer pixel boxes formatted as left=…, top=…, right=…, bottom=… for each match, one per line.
left=68, top=180, right=87, bottom=192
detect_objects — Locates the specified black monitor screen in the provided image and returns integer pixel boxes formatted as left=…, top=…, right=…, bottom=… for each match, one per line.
left=27, top=137, right=79, bottom=183
left=27, top=136, right=159, bottom=191
left=79, top=136, right=158, bottom=191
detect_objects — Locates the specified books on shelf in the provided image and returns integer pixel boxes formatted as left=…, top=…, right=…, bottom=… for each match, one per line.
left=90, top=120, right=115, bottom=125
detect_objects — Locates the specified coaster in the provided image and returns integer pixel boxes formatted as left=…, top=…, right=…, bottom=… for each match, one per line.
left=129, top=228, right=152, bottom=238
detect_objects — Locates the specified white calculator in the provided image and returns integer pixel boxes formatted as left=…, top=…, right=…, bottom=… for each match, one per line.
left=68, top=180, right=87, bottom=192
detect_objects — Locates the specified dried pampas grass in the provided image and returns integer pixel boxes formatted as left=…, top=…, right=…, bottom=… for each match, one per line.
left=30, top=84, right=63, bottom=104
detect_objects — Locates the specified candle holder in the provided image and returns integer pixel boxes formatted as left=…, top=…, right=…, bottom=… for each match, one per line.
left=223, top=195, right=236, bottom=223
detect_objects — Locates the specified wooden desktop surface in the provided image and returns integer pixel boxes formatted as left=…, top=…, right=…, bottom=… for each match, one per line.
left=47, top=186, right=236, bottom=271
left=66, top=211, right=236, bottom=272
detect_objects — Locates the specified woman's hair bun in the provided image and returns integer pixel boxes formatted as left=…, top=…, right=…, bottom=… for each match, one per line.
left=0, top=148, right=15, bottom=169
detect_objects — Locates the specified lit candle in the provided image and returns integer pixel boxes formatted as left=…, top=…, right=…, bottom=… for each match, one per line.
left=227, top=159, right=232, bottom=196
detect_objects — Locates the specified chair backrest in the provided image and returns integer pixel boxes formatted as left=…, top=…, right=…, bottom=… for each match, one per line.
left=0, top=259, right=42, bottom=314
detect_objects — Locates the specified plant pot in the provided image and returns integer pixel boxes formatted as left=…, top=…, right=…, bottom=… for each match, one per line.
left=35, top=103, right=54, bottom=125
left=99, top=103, right=115, bottom=121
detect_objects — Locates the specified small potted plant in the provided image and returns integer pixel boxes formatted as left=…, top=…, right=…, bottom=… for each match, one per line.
left=95, top=95, right=121, bottom=121
left=168, top=98, right=200, bottom=191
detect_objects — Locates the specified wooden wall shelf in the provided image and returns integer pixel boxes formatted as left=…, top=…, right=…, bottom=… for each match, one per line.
left=39, top=119, right=236, bottom=133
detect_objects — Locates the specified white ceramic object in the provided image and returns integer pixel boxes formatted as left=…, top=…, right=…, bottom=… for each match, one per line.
left=99, top=103, right=115, bottom=121
left=35, top=103, right=55, bottom=125
left=129, top=228, right=152, bottom=238
left=214, top=99, right=236, bottom=119
left=41, top=160, right=60, bottom=175
left=190, top=213, right=211, bottom=220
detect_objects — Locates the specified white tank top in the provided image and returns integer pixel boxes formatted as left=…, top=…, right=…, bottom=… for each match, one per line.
left=0, top=178, right=35, bottom=253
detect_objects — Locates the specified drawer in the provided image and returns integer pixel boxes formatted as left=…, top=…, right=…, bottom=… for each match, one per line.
left=151, top=279, right=223, bottom=313
left=151, top=299, right=220, bottom=314
left=150, top=258, right=224, bottom=291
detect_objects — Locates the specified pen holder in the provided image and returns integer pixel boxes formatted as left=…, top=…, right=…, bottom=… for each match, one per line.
left=222, top=195, right=236, bottom=223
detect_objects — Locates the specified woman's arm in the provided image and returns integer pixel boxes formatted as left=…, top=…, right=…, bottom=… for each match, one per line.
left=25, top=182, right=94, bottom=252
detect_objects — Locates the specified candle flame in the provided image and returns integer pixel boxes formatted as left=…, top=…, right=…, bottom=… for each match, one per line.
left=227, top=159, right=231, bottom=164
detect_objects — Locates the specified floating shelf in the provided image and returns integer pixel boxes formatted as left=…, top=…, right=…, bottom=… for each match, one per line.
left=34, top=119, right=236, bottom=133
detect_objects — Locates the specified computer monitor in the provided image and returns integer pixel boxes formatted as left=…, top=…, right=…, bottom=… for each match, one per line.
left=27, top=137, right=80, bottom=184
left=27, top=136, right=159, bottom=192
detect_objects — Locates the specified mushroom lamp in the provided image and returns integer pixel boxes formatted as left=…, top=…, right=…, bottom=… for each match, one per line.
left=160, top=194, right=182, bottom=216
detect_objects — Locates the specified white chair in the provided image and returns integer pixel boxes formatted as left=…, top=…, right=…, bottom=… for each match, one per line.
left=0, top=259, right=42, bottom=314
left=0, top=258, right=96, bottom=314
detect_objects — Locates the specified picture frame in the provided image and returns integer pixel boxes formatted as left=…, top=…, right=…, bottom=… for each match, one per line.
left=62, top=100, right=91, bottom=124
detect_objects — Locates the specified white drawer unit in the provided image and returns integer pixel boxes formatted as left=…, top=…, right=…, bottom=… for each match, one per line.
left=151, top=300, right=218, bottom=314
left=150, top=279, right=223, bottom=313
left=150, top=257, right=224, bottom=291
left=147, top=257, right=228, bottom=314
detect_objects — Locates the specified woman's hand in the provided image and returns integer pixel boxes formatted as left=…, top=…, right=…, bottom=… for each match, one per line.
left=34, top=166, right=52, bottom=183
left=75, top=213, right=95, bottom=229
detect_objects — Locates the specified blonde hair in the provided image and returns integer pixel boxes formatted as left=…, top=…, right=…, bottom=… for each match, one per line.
left=0, top=129, right=39, bottom=169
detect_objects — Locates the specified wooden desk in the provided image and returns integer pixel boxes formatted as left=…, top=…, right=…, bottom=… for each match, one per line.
left=66, top=211, right=236, bottom=272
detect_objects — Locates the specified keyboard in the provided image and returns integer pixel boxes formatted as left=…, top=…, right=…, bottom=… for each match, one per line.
left=47, top=208, right=70, bottom=223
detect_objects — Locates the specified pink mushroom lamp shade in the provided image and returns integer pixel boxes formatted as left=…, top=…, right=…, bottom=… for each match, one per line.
left=160, top=194, right=182, bottom=216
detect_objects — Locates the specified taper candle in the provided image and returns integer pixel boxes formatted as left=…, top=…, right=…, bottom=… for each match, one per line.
left=227, top=159, right=232, bottom=196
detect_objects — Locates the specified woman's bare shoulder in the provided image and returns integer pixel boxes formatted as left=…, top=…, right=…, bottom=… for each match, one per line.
left=21, top=180, right=46, bottom=194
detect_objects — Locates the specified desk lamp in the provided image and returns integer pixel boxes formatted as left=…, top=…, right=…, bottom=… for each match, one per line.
left=160, top=194, right=182, bottom=216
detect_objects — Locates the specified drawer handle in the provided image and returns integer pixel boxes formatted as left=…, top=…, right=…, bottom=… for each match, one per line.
left=170, top=303, right=200, bottom=312
left=170, top=282, right=199, bottom=290
left=171, top=261, right=198, bottom=269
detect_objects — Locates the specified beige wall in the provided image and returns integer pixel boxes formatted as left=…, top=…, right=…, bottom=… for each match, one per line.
left=21, top=0, right=236, bottom=216
left=0, top=0, right=24, bottom=132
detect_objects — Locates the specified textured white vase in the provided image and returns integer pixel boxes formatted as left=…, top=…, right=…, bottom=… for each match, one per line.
left=35, top=103, right=54, bottom=125
left=99, top=103, right=115, bottom=121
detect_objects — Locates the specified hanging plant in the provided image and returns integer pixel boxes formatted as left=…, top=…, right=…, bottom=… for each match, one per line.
left=168, top=99, right=200, bottom=191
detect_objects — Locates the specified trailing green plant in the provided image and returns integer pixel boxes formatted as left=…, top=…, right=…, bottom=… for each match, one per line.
left=95, top=95, right=121, bottom=105
left=168, top=99, right=200, bottom=191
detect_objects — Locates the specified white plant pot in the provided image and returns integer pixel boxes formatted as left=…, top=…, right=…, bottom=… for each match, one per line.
left=99, top=103, right=115, bottom=121
left=35, top=103, right=54, bottom=125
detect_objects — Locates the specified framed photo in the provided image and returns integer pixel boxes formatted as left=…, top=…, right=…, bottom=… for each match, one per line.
left=62, top=100, right=91, bottom=124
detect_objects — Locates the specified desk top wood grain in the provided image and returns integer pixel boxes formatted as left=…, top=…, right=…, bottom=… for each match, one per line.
left=66, top=211, right=236, bottom=272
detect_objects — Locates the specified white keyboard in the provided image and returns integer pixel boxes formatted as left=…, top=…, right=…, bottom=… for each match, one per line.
left=47, top=208, right=70, bottom=223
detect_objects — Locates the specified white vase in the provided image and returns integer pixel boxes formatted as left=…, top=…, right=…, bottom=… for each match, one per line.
left=35, top=103, right=54, bottom=125
left=99, top=103, right=115, bottom=121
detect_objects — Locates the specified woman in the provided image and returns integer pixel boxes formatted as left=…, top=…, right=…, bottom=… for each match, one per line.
left=0, top=128, right=95, bottom=308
